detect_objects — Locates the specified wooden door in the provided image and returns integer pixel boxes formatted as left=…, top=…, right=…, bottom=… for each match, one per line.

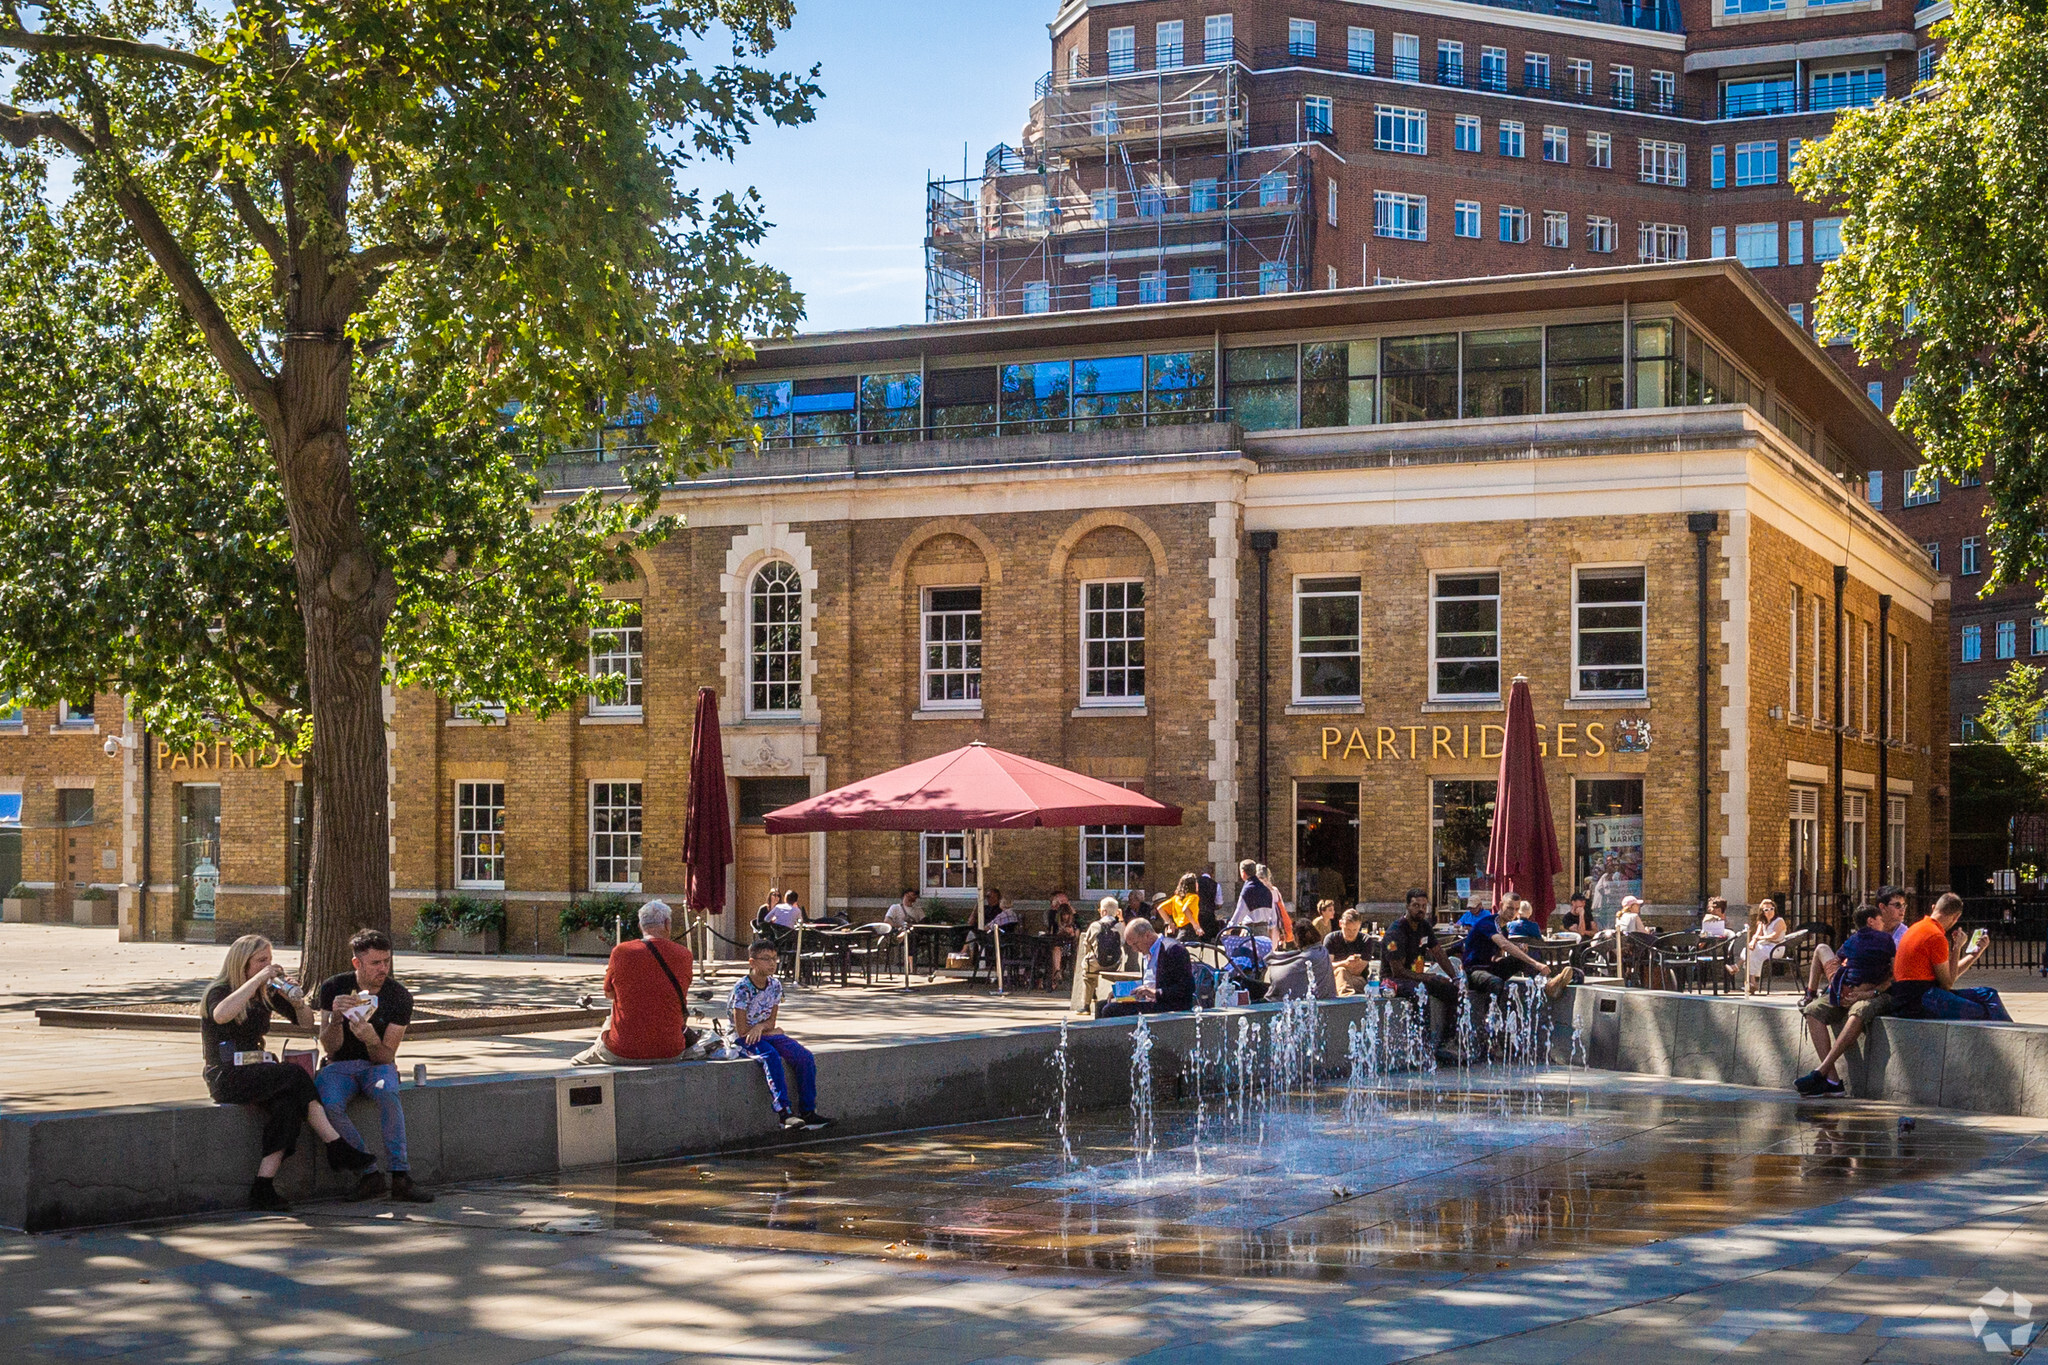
left=57, top=788, right=95, bottom=919
left=735, top=826, right=810, bottom=924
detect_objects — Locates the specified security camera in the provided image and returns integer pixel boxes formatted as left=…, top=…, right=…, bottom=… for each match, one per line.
left=102, top=736, right=123, bottom=759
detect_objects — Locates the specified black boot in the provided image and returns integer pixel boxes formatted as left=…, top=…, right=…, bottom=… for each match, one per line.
left=326, top=1137, right=376, bottom=1173
left=249, top=1177, right=291, bottom=1212
left=389, top=1172, right=435, bottom=1204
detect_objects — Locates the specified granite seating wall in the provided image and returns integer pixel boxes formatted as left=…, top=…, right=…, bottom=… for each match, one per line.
left=10, top=988, right=2046, bottom=1232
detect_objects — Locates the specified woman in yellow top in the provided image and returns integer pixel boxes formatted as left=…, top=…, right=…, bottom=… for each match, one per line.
left=1158, top=873, right=1203, bottom=940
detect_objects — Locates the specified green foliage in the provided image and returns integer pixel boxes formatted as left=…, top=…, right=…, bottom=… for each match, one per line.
left=1795, top=0, right=2048, bottom=591
left=411, top=894, right=505, bottom=949
left=1970, top=663, right=2048, bottom=800
left=7, top=882, right=34, bottom=900
left=0, top=0, right=818, bottom=751
left=560, top=893, right=636, bottom=940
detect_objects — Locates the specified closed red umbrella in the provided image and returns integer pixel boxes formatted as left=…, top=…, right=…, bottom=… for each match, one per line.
left=1488, top=675, right=1562, bottom=930
left=682, top=687, right=733, bottom=946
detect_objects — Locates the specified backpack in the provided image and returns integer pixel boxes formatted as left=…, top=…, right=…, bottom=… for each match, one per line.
left=1092, top=918, right=1123, bottom=970
left=1192, top=961, right=1220, bottom=1010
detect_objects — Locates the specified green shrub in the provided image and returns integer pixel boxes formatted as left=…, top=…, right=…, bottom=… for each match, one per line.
left=409, top=899, right=454, bottom=950
left=7, top=882, right=35, bottom=900
left=411, top=895, right=507, bottom=949
left=559, top=893, right=635, bottom=940
left=75, top=887, right=109, bottom=901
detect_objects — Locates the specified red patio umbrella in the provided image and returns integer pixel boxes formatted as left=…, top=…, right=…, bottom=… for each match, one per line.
left=1488, top=675, right=1563, bottom=930
left=765, top=742, right=1181, bottom=991
left=681, top=687, right=733, bottom=953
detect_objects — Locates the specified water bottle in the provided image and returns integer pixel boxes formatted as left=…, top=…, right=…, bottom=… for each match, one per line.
left=1367, top=957, right=1382, bottom=987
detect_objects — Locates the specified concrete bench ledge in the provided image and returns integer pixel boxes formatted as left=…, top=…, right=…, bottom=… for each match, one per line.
left=1568, top=985, right=2048, bottom=1116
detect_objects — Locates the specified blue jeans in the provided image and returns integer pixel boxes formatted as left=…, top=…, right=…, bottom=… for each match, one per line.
left=739, top=1033, right=816, bottom=1115
left=1912, top=985, right=2012, bottom=1022
left=316, top=1060, right=408, bottom=1172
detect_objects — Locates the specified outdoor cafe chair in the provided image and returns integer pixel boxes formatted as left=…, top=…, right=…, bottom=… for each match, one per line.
left=1756, top=929, right=1809, bottom=994
left=1617, top=931, right=1660, bottom=989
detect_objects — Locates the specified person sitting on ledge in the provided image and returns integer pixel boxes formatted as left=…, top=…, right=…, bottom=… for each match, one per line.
left=1324, top=907, right=1374, bottom=993
left=1097, top=918, right=1196, bottom=1018
left=729, top=941, right=835, bottom=1131
left=1382, top=889, right=1462, bottom=1059
left=1795, top=903, right=1896, bottom=1098
left=204, top=934, right=375, bottom=1212
left=573, top=900, right=696, bottom=1068
left=1461, top=899, right=1573, bottom=1025
left=316, top=929, right=434, bottom=1203
left=1893, top=892, right=2010, bottom=1022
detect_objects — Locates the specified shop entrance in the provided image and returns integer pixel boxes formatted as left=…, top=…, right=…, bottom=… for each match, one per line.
left=0, top=792, right=20, bottom=899
left=1431, top=779, right=1497, bottom=916
left=735, top=777, right=812, bottom=939
left=1574, top=778, right=1644, bottom=920
left=57, top=788, right=95, bottom=918
left=178, top=783, right=222, bottom=924
left=1294, top=780, right=1359, bottom=914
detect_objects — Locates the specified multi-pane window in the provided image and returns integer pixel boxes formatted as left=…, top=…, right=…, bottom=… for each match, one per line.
left=1190, top=177, right=1219, bottom=212
left=1455, top=114, right=1481, bottom=152
left=1569, top=58, right=1594, bottom=94
left=1587, top=132, right=1613, bottom=169
left=1139, top=270, right=1168, bottom=304
left=1375, top=105, right=1427, bottom=155
left=1305, top=95, right=1333, bottom=135
left=1082, top=580, right=1146, bottom=703
left=1887, top=796, right=1907, bottom=887
left=749, top=561, right=803, bottom=714
left=1587, top=216, right=1617, bottom=253
left=1296, top=576, right=1363, bottom=700
left=1089, top=274, right=1117, bottom=308
left=1734, top=140, right=1778, bottom=186
left=1156, top=20, right=1184, bottom=68
left=1091, top=187, right=1118, bottom=221
left=1810, top=67, right=1885, bottom=111
left=1437, top=39, right=1464, bottom=83
left=1107, top=26, right=1136, bottom=74
left=1904, top=466, right=1938, bottom=505
left=1348, top=26, right=1374, bottom=73
left=1918, top=45, right=1936, bottom=83
left=1525, top=52, right=1551, bottom=89
left=1961, top=536, right=1982, bottom=575
left=1998, top=619, right=2018, bottom=660
left=1575, top=567, right=1647, bottom=695
left=1789, top=220, right=1804, bottom=264
left=1867, top=380, right=1884, bottom=410
left=1090, top=101, right=1120, bottom=136
left=588, top=605, right=643, bottom=715
left=1639, top=223, right=1689, bottom=262
left=1867, top=469, right=1883, bottom=506
left=1813, top=217, right=1844, bottom=261
left=1204, top=13, right=1233, bottom=63
left=1499, top=205, right=1530, bottom=243
left=1711, top=144, right=1726, bottom=189
left=1393, top=32, right=1420, bottom=81
left=1639, top=140, right=1686, bottom=185
left=590, top=781, right=643, bottom=891
left=1611, top=65, right=1636, bottom=108
left=1373, top=191, right=1427, bottom=240
left=1432, top=572, right=1501, bottom=700
left=2035, top=617, right=2048, bottom=655
left=1259, top=171, right=1289, bottom=205
left=1259, top=260, right=1289, bottom=295
left=1499, top=120, right=1525, bottom=157
left=1788, top=585, right=1802, bottom=716
left=1288, top=17, right=1317, bottom=57
left=1454, top=199, right=1481, bottom=237
left=1083, top=822, right=1145, bottom=896
left=1137, top=185, right=1166, bottom=217
left=1193, top=89, right=1220, bottom=123
left=1023, top=281, right=1050, bottom=314
left=1190, top=266, right=1219, bottom=299
left=1735, top=222, right=1779, bottom=268
left=1962, top=624, right=1983, bottom=662
left=922, top=831, right=977, bottom=894
left=922, top=587, right=983, bottom=708
left=455, top=782, right=505, bottom=889
left=1651, top=69, right=1675, bottom=110
left=57, top=698, right=93, bottom=725
left=1543, top=210, right=1569, bottom=247
left=1542, top=125, right=1568, bottom=163
left=1480, top=45, right=1507, bottom=90
left=1923, top=541, right=1941, bottom=571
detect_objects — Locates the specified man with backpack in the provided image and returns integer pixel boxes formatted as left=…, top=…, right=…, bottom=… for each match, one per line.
left=1071, top=896, right=1126, bottom=1016
left=572, top=900, right=697, bottom=1065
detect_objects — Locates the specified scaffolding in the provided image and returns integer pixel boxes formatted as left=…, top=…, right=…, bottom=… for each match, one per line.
left=925, top=62, right=1314, bottom=320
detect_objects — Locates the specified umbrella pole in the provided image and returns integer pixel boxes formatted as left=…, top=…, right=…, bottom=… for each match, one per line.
left=984, top=830, right=1006, bottom=998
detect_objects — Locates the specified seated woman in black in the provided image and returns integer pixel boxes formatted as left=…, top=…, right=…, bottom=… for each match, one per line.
left=204, top=934, right=376, bottom=1210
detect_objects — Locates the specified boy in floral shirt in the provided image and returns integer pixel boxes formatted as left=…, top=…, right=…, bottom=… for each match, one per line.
left=728, top=941, right=834, bottom=1130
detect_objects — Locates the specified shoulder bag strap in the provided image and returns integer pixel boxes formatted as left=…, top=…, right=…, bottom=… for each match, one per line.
left=641, top=939, right=690, bottom=1012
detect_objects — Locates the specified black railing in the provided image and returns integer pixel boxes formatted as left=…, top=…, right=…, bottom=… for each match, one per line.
left=1956, top=896, right=2048, bottom=971
left=1717, top=70, right=1921, bottom=118
left=1242, top=45, right=1695, bottom=118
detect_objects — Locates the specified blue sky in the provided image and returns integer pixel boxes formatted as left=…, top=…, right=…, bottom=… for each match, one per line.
left=695, top=3, right=1053, bottom=335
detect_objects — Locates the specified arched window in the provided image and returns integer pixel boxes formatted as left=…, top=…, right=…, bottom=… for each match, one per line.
left=749, top=561, right=803, bottom=714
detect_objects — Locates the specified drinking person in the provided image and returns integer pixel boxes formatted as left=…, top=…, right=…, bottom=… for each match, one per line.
left=203, top=935, right=375, bottom=1211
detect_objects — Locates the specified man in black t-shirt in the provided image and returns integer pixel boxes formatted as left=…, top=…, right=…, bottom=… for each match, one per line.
left=1381, top=889, right=1462, bottom=1056
left=317, top=928, right=433, bottom=1203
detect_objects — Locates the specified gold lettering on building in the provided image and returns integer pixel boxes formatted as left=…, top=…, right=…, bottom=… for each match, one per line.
left=1585, top=721, right=1606, bottom=757
left=1307, top=717, right=1622, bottom=763
left=1431, top=725, right=1453, bottom=758
left=156, top=740, right=301, bottom=772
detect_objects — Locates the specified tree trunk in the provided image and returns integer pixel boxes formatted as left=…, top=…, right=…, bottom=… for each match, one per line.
left=275, top=288, right=395, bottom=986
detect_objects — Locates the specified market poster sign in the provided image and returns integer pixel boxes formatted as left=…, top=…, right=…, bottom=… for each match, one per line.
left=1316, top=720, right=1645, bottom=762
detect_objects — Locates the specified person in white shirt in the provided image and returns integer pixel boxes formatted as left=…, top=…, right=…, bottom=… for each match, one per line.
left=882, top=889, right=924, bottom=933
left=1613, top=895, right=1647, bottom=937
left=766, top=890, right=802, bottom=929
left=1699, top=896, right=1734, bottom=939
left=1745, top=898, right=1788, bottom=993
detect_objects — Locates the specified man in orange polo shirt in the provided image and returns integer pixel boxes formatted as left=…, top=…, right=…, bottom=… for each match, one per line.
left=572, top=900, right=697, bottom=1065
left=1892, top=893, right=2009, bottom=1022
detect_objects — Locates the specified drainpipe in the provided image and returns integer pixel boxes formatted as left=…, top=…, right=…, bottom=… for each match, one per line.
left=1832, top=563, right=1847, bottom=915
left=1878, top=594, right=1892, bottom=892
left=139, top=728, right=151, bottom=941
left=1689, top=512, right=1716, bottom=907
left=1249, top=530, right=1278, bottom=864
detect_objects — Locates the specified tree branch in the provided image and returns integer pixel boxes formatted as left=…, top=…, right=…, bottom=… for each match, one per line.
left=343, top=238, right=450, bottom=280
left=0, top=100, right=99, bottom=157
left=216, top=173, right=288, bottom=276
left=0, top=25, right=218, bottom=74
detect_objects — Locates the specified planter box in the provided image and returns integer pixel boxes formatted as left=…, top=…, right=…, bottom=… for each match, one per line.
left=562, top=929, right=619, bottom=957
left=2, top=897, right=39, bottom=924
left=72, top=898, right=116, bottom=927
left=431, top=928, right=501, bottom=954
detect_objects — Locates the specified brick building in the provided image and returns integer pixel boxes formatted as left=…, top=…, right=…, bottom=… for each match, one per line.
left=24, top=264, right=1950, bottom=947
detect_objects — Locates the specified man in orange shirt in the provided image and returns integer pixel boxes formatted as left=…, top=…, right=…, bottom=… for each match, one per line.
left=573, top=900, right=698, bottom=1065
left=1892, top=893, right=2009, bottom=1022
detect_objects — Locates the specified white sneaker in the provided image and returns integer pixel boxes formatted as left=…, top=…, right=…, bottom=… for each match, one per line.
left=779, top=1112, right=806, bottom=1130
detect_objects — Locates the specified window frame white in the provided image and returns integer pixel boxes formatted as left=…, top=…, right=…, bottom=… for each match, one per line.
left=1499, top=119, right=1525, bottom=157
left=1293, top=574, right=1364, bottom=703
left=1734, top=139, right=1778, bottom=186
left=1499, top=204, right=1530, bottom=243
left=1962, top=623, right=1982, bottom=663
left=1392, top=32, right=1420, bottom=80
left=921, top=830, right=979, bottom=900
left=1997, top=618, right=2018, bottom=661
left=1454, top=199, right=1481, bottom=238
left=1638, top=139, right=1687, bottom=186
left=1347, top=26, right=1374, bottom=73
left=1305, top=94, right=1334, bottom=136
left=1454, top=113, right=1481, bottom=152
left=921, top=585, right=984, bottom=710
left=1106, top=25, right=1136, bottom=73
left=1203, top=13, right=1233, bottom=64
left=1572, top=564, right=1648, bottom=698
left=455, top=780, right=506, bottom=891
left=589, top=779, right=643, bottom=892
left=1904, top=466, right=1939, bottom=506
left=587, top=603, right=644, bottom=717
left=1156, top=19, right=1184, bottom=68
left=1373, top=190, right=1427, bottom=240
left=1638, top=221, right=1689, bottom=262
left=1081, top=578, right=1147, bottom=706
left=1587, top=131, right=1613, bottom=169
left=747, top=559, right=805, bottom=717
left=1429, top=569, right=1503, bottom=702
left=1735, top=221, right=1780, bottom=268
left=1081, top=819, right=1147, bottom=898
left=1587, top=215, right=1617, bottom=253
left=1961, top=536, right=1982, bottom=576
left=1374, top=104, right=1427, bottom=155
left=1288, top=17, right=1318, bottom=58
left=1542, top=209, right=1569, bottom=247
left=1542, top=124, right=1569, bottom=163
